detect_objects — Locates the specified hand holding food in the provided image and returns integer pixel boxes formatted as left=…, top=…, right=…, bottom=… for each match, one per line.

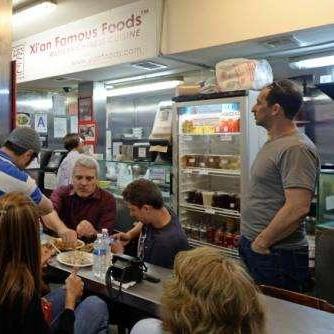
left=111, top=240, right=124, bottom=254
left=112, top=232, right=131, bottom=246
left=65, top=273, right=84, bottom=310
left=59, top=227, right=77, bottom=246
left=76, top=220, right=97, bottom=238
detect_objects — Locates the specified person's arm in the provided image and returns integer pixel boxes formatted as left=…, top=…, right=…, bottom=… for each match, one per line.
left=24, top=174, right=53, bottom=215
left=64, top=273, right=84, bottom=310
left=37, top=195, right=54, bottom=216
left=113, top=222, right=143, bottom=244
left=43, top=187, right=77, bottom=243
left=42, top=210, right=77, bottom=244
left=252, top=144, right=319, bottom=254
left=36, top=191, right=74, bottom=238
left=252, top=188, right=312, bottom=254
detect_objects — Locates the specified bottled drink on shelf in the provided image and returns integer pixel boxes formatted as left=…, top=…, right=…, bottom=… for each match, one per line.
left=233, top=233, right=240, bottom=248
left=224, top=232, right=234, bottom=248
left=225, top=218, right=237, bottom=233
left=183, top=221, right=192, bottom=238
left=199, top=223, right=207, bottom=242
left=191, top=222, right=200, bottom=240
left=214, top=225, right=225, bottom=247
left=206, top=223, right=215, bottom=244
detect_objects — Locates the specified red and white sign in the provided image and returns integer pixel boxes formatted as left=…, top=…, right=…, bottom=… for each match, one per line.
left=79, top=120, right=97, bottom=145
left=12, top=0, right=160, bottom=83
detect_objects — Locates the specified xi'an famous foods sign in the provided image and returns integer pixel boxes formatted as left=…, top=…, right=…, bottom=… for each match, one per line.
left=12, top=0, right=160, bottom=83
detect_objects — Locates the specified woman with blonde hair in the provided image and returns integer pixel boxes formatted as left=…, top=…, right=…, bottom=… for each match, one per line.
left=131, top=246, right=266, bottom=334
left=0, top=192, right=109, bottom=334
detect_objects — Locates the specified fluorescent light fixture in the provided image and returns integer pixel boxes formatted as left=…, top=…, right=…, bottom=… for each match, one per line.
left=17, top=98, right=53, bottom=110
left=104, top=70, right=175, bottom=85
left=106, top=80, right=183, bottom=97
left=13, top=1, right=57, bottom=26
left=290, top=54, right=334, bottom=69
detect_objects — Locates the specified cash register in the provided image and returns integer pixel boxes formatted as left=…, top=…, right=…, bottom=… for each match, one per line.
left=43, top=149, right=68, bottom=193
left=45, top=150, right=67, bottom=171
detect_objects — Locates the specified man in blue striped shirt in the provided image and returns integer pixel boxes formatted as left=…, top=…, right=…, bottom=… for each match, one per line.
left=0, top=127, right=77, bottom=244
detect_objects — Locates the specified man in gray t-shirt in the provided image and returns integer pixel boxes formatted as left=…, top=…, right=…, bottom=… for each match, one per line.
left=240, top=79, right=320, bottom=292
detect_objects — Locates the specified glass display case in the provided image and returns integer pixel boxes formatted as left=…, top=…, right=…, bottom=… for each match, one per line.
left=105, top=159, right=172, bottom=205
left=317, top=167, right=334, bottom=226
left=174, top=92, right=266, bottom=258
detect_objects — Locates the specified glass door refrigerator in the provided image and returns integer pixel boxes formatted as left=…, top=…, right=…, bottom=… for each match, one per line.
left=173, top=91, right=266, bottom=258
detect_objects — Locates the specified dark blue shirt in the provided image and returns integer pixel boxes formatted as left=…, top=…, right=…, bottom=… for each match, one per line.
left=140, top=210, right=190, bottom=269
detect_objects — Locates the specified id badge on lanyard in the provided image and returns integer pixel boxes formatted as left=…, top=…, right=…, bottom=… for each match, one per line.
left=137, top=227, right=147, bottom=261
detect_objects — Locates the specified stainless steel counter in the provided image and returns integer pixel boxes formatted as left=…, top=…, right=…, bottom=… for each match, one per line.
left=46, top=235, right=334, bottom=333
left=48, top=255, right=169, bottom=316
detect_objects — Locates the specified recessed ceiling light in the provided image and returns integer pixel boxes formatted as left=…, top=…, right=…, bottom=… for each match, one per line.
left=290, top=54, right=334, bottom=69
left=106, top=80, right=183, bottom=97
left=13, top=1, right=57, bottom=26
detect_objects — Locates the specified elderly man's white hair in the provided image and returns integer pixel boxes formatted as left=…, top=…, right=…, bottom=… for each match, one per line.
left=73, top=155, right=100, bottom=177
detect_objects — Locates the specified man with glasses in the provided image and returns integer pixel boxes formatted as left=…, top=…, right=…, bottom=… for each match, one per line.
left=240, top=79, right=320, bottom=292
left=114, top=179, right=189, bottom=269
left=0, top=127, right=77, bottom=244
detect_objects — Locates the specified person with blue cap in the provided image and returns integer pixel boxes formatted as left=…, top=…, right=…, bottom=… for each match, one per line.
left=0, top=127, right=77, bottom=244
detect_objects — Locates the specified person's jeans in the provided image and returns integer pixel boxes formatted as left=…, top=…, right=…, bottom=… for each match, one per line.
left=239, top=235, right=310, bottom=292
left=45, top=288, right=109, bottom=334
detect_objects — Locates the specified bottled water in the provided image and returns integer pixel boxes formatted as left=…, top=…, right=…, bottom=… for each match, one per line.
left=101, top=229, right=111, bottom=273
left=93, top=233, right=105, bottom=279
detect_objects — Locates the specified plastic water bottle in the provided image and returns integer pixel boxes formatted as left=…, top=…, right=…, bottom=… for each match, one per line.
left=93, top=233, right=105, bottom=279
left=101, top=229, right=111, bottom=273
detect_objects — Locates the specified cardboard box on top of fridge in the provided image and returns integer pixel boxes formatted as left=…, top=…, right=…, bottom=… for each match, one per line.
left=216, top=58, right=273, bottom=92
left=175, top=84, right=201, bottom=97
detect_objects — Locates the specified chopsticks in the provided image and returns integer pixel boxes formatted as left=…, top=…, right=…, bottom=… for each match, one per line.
left=50, top=242, right=61, bottom=254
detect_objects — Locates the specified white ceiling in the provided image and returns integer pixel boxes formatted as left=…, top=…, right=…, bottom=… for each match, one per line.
left=12, top=1, right=334, bottom=90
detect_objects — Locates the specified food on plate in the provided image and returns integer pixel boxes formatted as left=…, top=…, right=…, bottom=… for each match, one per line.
left=52, top=238, right=84, bottom=251
left=42, top=242, right=54, bottom=250
left=80, top=243, right=94, bottom=253
left=57, top=251, right=93, bottom=267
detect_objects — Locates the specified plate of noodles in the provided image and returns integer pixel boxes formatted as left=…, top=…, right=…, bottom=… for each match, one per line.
left=57, top=251, right=93, bottom=267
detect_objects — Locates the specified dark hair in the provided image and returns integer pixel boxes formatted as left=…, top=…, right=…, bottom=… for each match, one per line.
left=63, top=133, right=83, bottom=151
left=122, top=179, right=164, bottom=209
left=0, top=192, right=41, bottom=315
left=4, top=141, right=28, bottom=155
left=265, top=79, right=303, bottom=120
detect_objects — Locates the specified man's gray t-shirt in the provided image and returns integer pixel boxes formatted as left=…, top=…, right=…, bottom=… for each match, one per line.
left=241, top=131, right=320, bottom=249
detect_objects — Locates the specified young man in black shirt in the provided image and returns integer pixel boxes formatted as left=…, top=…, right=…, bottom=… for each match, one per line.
left=114, top=179, right=189, bottom=269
